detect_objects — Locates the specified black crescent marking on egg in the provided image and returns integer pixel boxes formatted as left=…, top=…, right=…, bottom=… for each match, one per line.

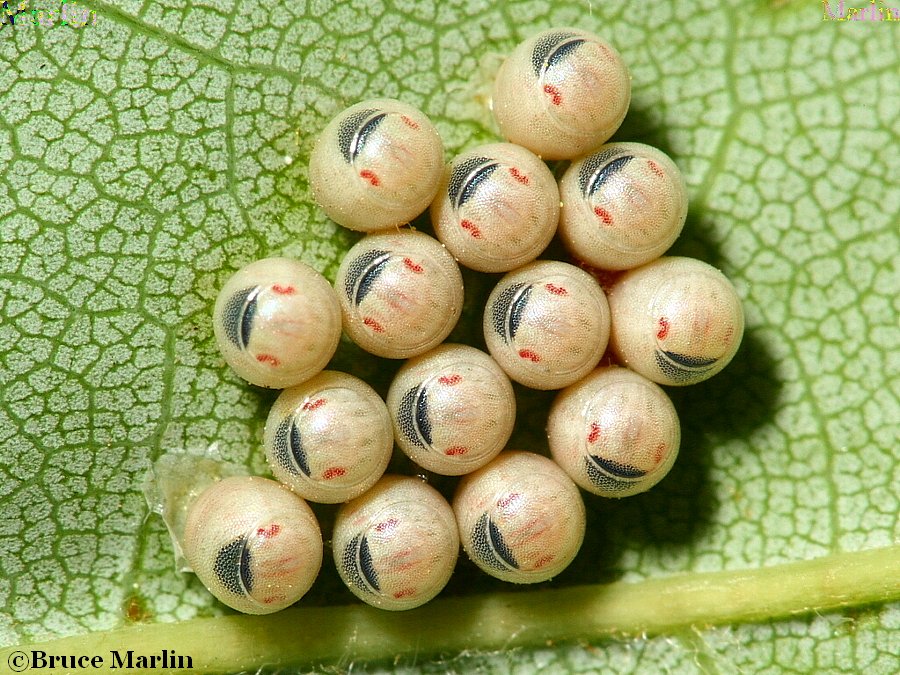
left=545, top=36, right=587, bottom=72
left=530, top=31, right=578, bottom=77
left=448, top=157, right=500, bottom=210
left=580, top=154, right=634, bottom=198
left=575, top=148, right=625, bottom=195
left=273, top=417, right=310, bottom=477
left=655, top=350, right=718, bottom=382
left=448, top=156, right=488, bottom=206
left=588, top=454, right=646, bottom=479
left=337, top=108, right=378, bottom=163
left=584, top=458, right=641, bottom=493
left=221, top=286, right=259, bottom=350
left=490, top=282, right=532, bottom=342
left=351, top=112, right=388, bottom=162
left=342, top=533, right=380, bottom=594
left=397, top=384, right=432, bottom=449
left=214, top=535, right=253, bottom=596
left=507, top=284, right=532, bottom=341
left=343, top=249, right=391, bottom=305
left=471, top=513, right=519, bottom=571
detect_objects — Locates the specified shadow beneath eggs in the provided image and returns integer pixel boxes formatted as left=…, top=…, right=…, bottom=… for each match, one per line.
left=608, top=102, right=676, bottom=156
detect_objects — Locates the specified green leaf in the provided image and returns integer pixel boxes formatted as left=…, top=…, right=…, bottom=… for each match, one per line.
left=1, top=0, right=898, bottom=673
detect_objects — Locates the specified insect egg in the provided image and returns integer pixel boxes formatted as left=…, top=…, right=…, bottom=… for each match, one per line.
left=483, top=260, right=610, bottom=390
left=182, top=476, right=323, bottom=614
left=607, top=256, right=745, bottom=385
left=453, top=451, right=586, bottom=584
left=334, top=230, right=464, bottom=359
left=430, top=142, right=559, bottom=273
left=386, top=344, right=516, bottom=476
left=212, top=257, right=342, bottom=389
left=559, top=142, right=688, bottom=271
left=547, top=366, right=680, bottom=497
left=492, top=27, right=631, bottom=160
left=308, top=98, right=444, bottom=232
left=263, top=371, right=393, bottom=503
left=332, top=475, right=459, bottom=611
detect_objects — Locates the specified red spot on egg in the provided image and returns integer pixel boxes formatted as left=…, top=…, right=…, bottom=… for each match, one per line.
left=648, top=160, right=664, bottom=177
left=545, top=283, right=567, bottom=295
left=657, top=318, right=670, bottom=340
left=302, top=398, right=326, bottom=411
left=587, top=422, right=601, bottom=444
left=518, top=349, right=541, bottom=362
left=498, top=493, right=520, bottom=509
left=400, top=115, right=420, bottom=130
left=256, top=524, right=281, bottom=538
left=403, top=257, right=424, bottom=273
left=439, top=374, right=462, bottom=385
left=359, top=169, right=380, bottom=186
left=461, top=219, right=482, bottom=238
left=593, top=206, right=613, bottom=225
left=323, top=467, right=346, bottom=480
left=375, top=518, right=399, bottom=533
left=445, top=446, right=467, bottom=456
left=723, top=324, right=735, bottom=345
left=393, top=588, right=416, bottom=599
left=509, top=167, right=529, bottom=184
left=256, top=354, right=280, bottom=366
left=533, top=554, right=555, bottom=569
left=363, top=317, right=385, bottom=332
left=271, top=284, right=295, bottom=294
left=654, top=443, right=666, bottom=464
left=543, top=84, right=562, bottom=105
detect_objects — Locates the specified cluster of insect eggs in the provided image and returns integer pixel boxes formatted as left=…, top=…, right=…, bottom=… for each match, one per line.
left=189, top=26, right=745, bottom=615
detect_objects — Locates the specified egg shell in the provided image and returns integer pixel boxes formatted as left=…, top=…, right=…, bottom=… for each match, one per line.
left=559, top=142, right=688, bottom=271
left=453, top=451, right=586, bottom=583
left=212, top=257, right=342, bottom=389
left=387, top=344, right=516, bottom=476
left=183, top=476, right=322, bottom=614
left=332, top=475, right=459, bottom=611
left=264, top=371, right=393, bottom=503
left=431, top=142, right=559, bottom=272
left=335, top=230, right=464, bottom=359
left=309, top=99, right=444, bottom=232
left=483, top=260, right=610, bottom=390
left=548, top=366, right=680, bottom=497
left=492, top=27, right=631, bottom=160
left=607, top=256, right=744, bottom=385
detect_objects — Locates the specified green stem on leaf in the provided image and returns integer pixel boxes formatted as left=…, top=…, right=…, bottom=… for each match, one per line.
left=6, top=545, right=900, bottom=674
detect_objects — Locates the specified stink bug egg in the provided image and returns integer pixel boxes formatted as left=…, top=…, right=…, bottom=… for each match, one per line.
left=334, top=230, right=464, bottom=359
left=387, top=344, right=516, bottom=476
left=548, top=366, right=680, bottom=497
left=491, top=27, right=631, bottom=160
left=182, top=476, right=323, bottom=614
left=264, top=371, right=393, bottom=503
left=430, top=143, right=559, bottom=273
left=332, top=475, right=459, bottom=611
left=607, top=256, right=745, bottom=386
left=212, top=257, right=342, bottom=389
left=308, top=99, right=444, bottom=232
left=559, top=142, right=688, bottom=271
left=483, top=260, right=610, bottom=390
left=453, top=451, right=585, bottom=584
